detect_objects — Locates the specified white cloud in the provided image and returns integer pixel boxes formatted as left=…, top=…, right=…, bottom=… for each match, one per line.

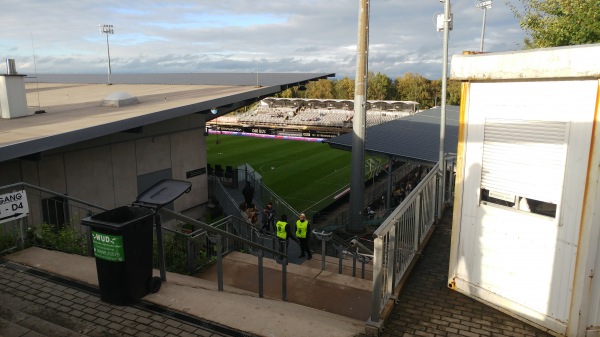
left=0, top=0, right=526, bottom=79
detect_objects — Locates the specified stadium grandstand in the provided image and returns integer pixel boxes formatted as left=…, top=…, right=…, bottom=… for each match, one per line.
left=207, top=98, right=419, bottom=139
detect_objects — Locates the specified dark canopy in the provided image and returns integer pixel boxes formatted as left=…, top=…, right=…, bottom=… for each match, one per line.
left=324, top=106, right=459, bottom=165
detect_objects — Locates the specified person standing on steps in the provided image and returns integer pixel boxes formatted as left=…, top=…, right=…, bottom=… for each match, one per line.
left=242, top=181, right=254, bottom=206
left=261, top=202, right=275, bottom=233
left=275, top=214, right=296, bottom=259
left=296, top=213, right=312, bottom=260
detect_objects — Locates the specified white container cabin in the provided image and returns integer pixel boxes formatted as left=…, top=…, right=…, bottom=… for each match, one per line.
left=448, top=44, right=600, bottom=336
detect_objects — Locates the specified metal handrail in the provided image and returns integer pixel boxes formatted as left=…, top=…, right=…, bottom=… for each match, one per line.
left=238, top=163, right=300, bottom=221
left=373, top=164, right=439, bottom=237
left=0, top=182, right=109, bottom=212
left=220, top=167, right=373, bottom=278
left=350, top=238, right=374, bottom=256
left=159, top=208, right=284, bottom=258
left=368, top=160, right=446, bottom=330
left=305, top=162, right=418, bottom=229
left=0, top=182, right=110, bottom=256
left=158, top=208, right=289, bottom=301
left=261, top=183, right=299, bottom=218
left=212, top=177, right=254, bottom=223
left=0, top=181, right=289, bottom=300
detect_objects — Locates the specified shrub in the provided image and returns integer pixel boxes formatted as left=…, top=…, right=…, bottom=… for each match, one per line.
left=152, top=233, right=213, bottom=275
left=26, top=224, right=89, bottom=256
left=0, top=231, right=17, bottom=255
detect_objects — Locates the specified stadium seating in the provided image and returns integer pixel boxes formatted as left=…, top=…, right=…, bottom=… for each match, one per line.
left=214, top=98, right=414, bottom=130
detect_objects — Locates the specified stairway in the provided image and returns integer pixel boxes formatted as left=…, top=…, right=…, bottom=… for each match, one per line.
left=197, top=251, right=373, bottom=321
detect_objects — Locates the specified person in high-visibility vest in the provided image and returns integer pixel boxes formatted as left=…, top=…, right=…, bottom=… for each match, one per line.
left=275, top=214, right=296, bottom=260
left=296, top=213, right=312, bottom=260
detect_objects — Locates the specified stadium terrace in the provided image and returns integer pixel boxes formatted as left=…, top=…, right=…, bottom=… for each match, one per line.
left=208, top=97, right=420, bottom=139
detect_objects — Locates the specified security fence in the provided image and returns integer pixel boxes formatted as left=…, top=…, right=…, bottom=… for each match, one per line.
left=236, top=163, right=300, bottom=222
left=305, top=162, right=419, bottom=231
left=367, top=154, right=456, bottom=333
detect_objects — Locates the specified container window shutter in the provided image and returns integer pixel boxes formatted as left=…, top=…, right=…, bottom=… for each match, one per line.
left=481, top=119, right=569, bottom=204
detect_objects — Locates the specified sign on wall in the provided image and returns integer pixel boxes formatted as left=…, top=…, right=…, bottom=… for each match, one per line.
left=0, top=190, right=29, bottom=224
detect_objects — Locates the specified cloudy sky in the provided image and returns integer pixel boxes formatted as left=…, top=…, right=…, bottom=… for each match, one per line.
left=1, top=0, right=526, bottom=79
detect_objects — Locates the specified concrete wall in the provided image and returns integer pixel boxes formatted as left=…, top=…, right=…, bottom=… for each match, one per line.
left=0, top=113, right=208, bottom=223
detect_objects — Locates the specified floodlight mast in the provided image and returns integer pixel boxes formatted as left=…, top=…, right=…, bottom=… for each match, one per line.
left=99, top=24, right=114, bottom=85
left=476, top=0, right=492, bottom=52
left=438, top=0, right=451, bottom=217
left=349, top=0, right=370, bottom=234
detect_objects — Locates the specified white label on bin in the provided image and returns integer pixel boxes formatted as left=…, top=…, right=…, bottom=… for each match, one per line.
left=92, top=231, right=125, bottom=262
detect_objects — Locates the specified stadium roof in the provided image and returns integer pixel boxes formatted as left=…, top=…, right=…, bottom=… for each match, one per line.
left=324, top=106, right=459, bottom=165
left=1, top=72, right=333, bottom=162
left=25, top=73, right=331, bottom=87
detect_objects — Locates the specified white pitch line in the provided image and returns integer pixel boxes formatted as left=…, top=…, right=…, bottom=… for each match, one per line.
left=314, top=163, right=351, bottom=183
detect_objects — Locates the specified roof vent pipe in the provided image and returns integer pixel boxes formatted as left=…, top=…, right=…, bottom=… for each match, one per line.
left=0, top=59, right=29, bottom=119
left=6, top=59, right=17, bottom=75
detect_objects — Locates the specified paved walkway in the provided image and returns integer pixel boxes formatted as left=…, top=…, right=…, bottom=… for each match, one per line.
left=1, top=247, right=364, bottom=337
left=0, top=260, right=238, bottom=337
left=0, top=208, right=560, bottom=337
left=382, top=211, right=553, bottom=337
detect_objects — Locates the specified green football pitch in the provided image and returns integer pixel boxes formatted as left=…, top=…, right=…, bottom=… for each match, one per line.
left=206, top=134, right=384, bottom=212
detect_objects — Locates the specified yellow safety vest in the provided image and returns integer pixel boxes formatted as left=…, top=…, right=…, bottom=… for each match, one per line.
left=296, top=220, right=308, bottom=238
left=276, top=221, right=287, bottom=239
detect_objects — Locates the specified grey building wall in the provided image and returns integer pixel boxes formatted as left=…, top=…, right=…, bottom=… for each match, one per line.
left=0, top=113, right=208, bottom=222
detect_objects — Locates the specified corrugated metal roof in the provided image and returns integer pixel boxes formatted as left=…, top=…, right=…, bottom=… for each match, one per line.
left=324, top=106, right=459, bottom=164
left=25, top=73, right=334, bottom=87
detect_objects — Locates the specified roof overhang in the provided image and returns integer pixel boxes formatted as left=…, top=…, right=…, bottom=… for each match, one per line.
left=1, top=73, right=334, bottom=162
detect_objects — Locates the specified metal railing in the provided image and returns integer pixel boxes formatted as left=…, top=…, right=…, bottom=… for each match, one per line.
left=211, top=176, right=250, bottom=221
left=0, top=182, right=108, bottom=255
left=307, top=162, right=418, bottom=230
left=367, top=155, right=455, bottom=331
left=159, top=208, right=289, bottom=301
left=237, top=163, right=300, bottom=220
left=311, top=230, right=373, bottom=279
left=0, top=182, right=290, bottom=301
left=214, top=165, right=375, bottom=279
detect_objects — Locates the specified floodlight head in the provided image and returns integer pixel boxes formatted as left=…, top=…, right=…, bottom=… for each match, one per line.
left=99, top=24, right=114, bottom=34
left=476, top=0, right=492, bottom=9
left=211, top=108, right=219, bottom=115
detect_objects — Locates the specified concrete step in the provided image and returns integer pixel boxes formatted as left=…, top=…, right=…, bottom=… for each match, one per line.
left=198, top=251, right=372, bottom=321
left=302, top=253, right=373, bottom=281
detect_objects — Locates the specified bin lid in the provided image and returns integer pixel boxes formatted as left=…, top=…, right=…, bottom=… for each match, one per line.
left=134, top=179, right=192, bottom=209
left=82, top=205, right=154, bottom=230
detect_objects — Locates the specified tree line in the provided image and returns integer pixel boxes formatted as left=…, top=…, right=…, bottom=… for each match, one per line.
left=277, top=72, right=462, bottom=110
left=275, top=0, right=600, bottom=110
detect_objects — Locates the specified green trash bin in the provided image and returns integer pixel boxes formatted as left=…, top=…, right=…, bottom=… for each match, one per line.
left=83, top=206, right=158, bottom=305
